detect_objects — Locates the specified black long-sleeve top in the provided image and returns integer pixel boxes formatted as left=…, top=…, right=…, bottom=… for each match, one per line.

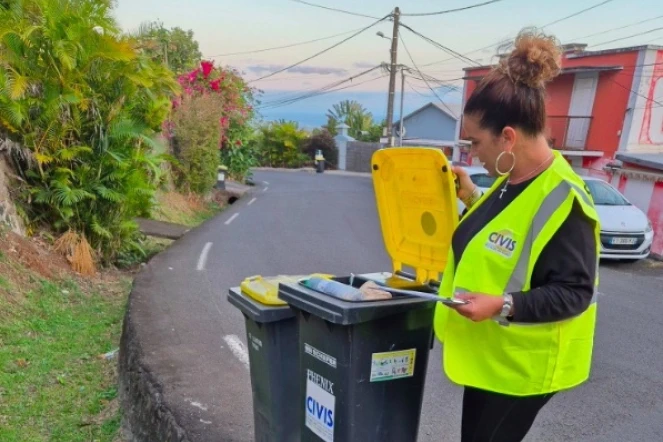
left=452, top=177, right=597, bottom=323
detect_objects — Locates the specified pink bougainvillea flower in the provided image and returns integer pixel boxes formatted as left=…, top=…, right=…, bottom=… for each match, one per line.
left=210, top=79, right=221, bottom=91
left=220, top=116, right=229, bottom=127
left=201, top=60, right=214, bottom=78
left=188, top=69, right=201, bottom=82
left=235, top=140, right=242, bottom=146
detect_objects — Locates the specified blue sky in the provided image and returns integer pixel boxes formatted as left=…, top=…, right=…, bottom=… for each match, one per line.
left=113, top=0, right=663, bottom=128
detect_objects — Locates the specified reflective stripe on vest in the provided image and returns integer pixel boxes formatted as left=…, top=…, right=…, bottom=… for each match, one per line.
left=454, top=180, right=598, bottom=326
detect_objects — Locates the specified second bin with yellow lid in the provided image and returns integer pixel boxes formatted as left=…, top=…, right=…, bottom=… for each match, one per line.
left=228, top=273, right=333, bottom=442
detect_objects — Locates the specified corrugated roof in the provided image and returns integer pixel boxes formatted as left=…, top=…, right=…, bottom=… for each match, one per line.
left=615, top=153, right=663, bottom=172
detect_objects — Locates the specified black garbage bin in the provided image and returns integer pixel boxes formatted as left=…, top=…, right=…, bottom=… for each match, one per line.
left=278, top=275, right=438, bottom=442
left=276, top=147, right=459, bottom=441
left=228, top=274, right=333, bottom=442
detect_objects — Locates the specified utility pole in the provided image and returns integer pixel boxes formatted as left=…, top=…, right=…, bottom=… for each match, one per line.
left=385, top=7, right=400, bottom=147
left=398, top=66, right=405, bottom=147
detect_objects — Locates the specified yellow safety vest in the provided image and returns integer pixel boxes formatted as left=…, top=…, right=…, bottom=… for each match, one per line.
left=434, top=150, right=601, bottom=396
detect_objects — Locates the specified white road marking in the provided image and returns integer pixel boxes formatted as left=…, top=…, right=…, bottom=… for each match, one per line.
left=263, top=186, right=269, bottom=192
left=200, top=419, right=212, bottom=425
left=190, top=401, right=208, bottom=411
left=225, top=213, right=239, bottom=225
left=248, top=197, right=257, bottom=206
left=196, top=242, right=212, bottom=271
left=263, top=181, right=269, bottom=185
left=222, top=334, right=249, bottom=370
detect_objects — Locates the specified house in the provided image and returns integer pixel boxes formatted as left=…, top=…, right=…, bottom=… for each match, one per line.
left=380, top=101, right=465, bottom=159
left=461, top=43, right=663, bottom=258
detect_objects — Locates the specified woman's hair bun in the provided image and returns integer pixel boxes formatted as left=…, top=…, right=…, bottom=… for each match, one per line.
left=500, top=28, right=562, bottom=89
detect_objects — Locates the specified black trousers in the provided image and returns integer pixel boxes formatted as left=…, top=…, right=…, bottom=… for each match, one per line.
left=461, top=386, right=555, bottom=442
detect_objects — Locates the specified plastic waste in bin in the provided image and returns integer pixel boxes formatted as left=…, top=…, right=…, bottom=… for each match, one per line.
left=227, top=274, right=332, bottom=442
left=277, top=147, right=459, bottom=442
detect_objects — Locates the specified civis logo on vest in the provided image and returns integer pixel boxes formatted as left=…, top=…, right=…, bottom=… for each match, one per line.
left=486, top=229, right=518, bottom=258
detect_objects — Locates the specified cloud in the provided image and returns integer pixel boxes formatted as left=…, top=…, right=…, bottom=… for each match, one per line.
left=246, top=64, right=348, bottom=76
left=353, top=62, right=377, bottom=69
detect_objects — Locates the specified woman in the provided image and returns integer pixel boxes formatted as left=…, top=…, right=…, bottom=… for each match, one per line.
left=434, top=29, right=600, bottom=442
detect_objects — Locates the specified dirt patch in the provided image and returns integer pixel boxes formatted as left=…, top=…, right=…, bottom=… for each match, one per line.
left=0, top=230, right=70, bottom=280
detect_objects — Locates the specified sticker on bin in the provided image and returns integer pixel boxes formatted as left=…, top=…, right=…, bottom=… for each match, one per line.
left=305, top=343, right=337, bottom=369
left=305, top=369, right=335, bottom=442
left=370, top=349, right=416, bottom=382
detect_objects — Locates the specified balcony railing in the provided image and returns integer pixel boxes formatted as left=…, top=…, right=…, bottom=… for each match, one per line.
left=546, top=115, right=593, bottom=150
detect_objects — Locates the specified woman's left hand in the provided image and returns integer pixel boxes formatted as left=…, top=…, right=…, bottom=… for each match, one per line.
left=451, top=293, right=505, bottom=322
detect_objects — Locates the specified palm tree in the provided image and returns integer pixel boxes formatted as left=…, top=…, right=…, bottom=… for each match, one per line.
left=325, top=100, right=374, bottom=138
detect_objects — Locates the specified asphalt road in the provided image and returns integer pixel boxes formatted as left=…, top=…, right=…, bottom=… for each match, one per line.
left=147, top=170, right=663, bottom=441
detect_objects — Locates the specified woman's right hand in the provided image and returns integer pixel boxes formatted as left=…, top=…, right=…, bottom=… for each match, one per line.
left=451, top=166, right=476, bottom=201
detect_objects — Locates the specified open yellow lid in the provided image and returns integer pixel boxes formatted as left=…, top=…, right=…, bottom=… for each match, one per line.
left=241, top=273, right=334, bottom=305
left=371, top=147, right=459, bottom=284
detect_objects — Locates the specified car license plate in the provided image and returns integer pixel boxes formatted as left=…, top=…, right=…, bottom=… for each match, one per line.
left=610, top=237, right=637, bottom=245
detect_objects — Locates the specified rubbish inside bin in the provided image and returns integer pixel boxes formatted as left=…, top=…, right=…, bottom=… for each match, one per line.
left=302, top=277, right=392, bottom=301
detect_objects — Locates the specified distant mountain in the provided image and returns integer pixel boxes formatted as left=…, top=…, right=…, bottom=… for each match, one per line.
left=255, top=89, right=463, bottom=130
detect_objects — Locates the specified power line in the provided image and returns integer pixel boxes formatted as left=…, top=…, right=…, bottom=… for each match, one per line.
left=609, top=77, right=663, bottom=108
left=258, top=66, right=382, bottom=108
left=571, top=14, right=663, bottom=41
left=259, top=73, right=389, bottom=110
left=289, top=0, right=383, bottom=19
left=399, top=22, right=482, bottom=66
left=401, top=0, right=504, bottom=17
left=247, top=14, right=390, bottom=83
left=591, top=26, right=663, bottom=48
left=420, top=0, right=617, bottom=68
left=257, top=65, right=386, bottom=109
left=205, top=26, right=368, bottom=57
left=399, top=31, right=458, bottom=118
left=407, top=73, right=464, bottom=90
left=541, top=0, right=615, bottom=28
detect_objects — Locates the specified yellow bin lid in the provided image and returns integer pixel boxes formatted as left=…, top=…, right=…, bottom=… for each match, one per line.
left=371, top=147, right=459, bottom=284
left=241, top=273, right=334, bottom=306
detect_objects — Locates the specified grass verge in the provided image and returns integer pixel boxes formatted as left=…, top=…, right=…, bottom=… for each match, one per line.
left=0, top=189, right=227, bottom=441
left=0, top=263, right=130, bottom=441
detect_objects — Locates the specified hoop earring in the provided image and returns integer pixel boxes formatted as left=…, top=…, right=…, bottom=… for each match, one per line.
left=495, top=151, right=516, bottom=176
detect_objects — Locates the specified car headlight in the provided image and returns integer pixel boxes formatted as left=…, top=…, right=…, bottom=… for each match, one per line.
left=646, top=221, right=653, bottom=233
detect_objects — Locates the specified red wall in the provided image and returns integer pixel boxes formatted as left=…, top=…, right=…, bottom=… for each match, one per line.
left=462, top=49, right=640, bottom=158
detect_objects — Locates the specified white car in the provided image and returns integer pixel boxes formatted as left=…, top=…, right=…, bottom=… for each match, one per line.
left=456, top=166, right=496, bottom=214
left=582, top=177, right=654, bottom=260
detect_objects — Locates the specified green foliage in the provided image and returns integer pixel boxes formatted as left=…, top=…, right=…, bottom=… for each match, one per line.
left=171, top=60, right=258, bottom=184
left=130, top=20, right=202, bottom=74
left=357, top=119, right=385, bottom=142
left=255, top=120, right=310, bottom=168
left=0, top=0, right=179, bottom=263
left=325, top=100, right=377, bottom=139
left=171, top=93, right=222, bottom=193
left=302, top=130, right=338, bottom=167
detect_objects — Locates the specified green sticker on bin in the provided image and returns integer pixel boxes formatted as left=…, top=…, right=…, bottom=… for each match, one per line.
left=369, top=349, right=416, bottom=382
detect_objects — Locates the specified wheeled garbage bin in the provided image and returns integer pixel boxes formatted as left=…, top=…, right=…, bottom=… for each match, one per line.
left=278, top=147, right=460, bottom=442
left=227, top=274, right=333, bottom=442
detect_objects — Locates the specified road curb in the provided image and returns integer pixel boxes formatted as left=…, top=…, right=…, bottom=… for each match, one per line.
left=118, top=191, right=253, bottom=441
left=118, top=270, right=191, bottom=442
